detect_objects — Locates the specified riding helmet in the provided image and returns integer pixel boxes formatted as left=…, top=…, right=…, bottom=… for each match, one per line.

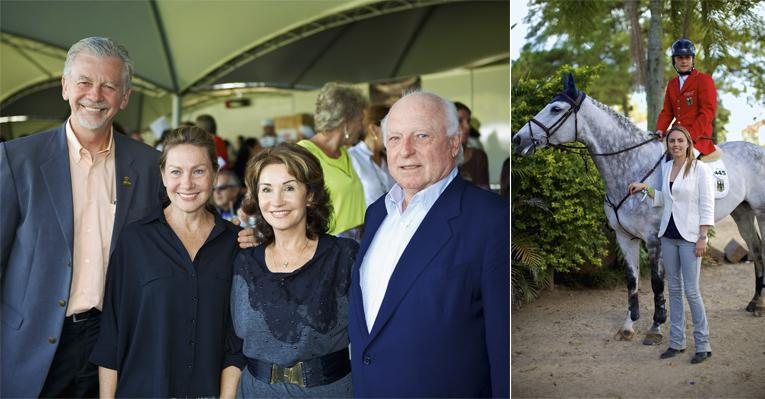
left=671, top=38, right=696, bottom=57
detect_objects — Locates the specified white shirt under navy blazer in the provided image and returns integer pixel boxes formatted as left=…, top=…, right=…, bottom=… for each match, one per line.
left=652, top=158, right=715, bottom=242
left=359, top=168, right=457, bottom=332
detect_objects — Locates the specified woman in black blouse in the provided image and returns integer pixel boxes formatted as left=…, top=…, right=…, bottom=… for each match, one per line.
left=221, top=143, right=358, bottom=397
left=90, top=126, right=240, bottom=397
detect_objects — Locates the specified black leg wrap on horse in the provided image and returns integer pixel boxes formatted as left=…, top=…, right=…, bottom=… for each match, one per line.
left=651, top=275, right=667, bottom=324
left=653, top=296, right=667, bottom=324
left=626, top=274, right=639, bottom=321
left=629, top=293, right=640, bottom=321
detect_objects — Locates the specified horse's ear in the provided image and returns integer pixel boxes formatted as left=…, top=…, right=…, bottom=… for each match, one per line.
left=562, top=73, right=578, bottom=97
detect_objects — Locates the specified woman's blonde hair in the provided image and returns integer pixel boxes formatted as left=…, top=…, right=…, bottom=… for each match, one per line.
left=159, top=126, right=217, bottom=171
left=666, top=125, right=694, bottom=177
left=313, top=82, right=368, bottom=132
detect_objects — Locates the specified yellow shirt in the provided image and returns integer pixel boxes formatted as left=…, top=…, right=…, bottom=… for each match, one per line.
left=65, top=121, right=116, bottom=315
left=297, top=140, right=365, bottom=235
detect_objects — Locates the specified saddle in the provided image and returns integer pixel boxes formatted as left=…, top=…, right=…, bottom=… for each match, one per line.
left=695, top=145, right=729, bottom=199
left=698, top=148, right=722, bottom=162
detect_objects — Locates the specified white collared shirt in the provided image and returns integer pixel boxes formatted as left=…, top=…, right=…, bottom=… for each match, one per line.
left=679, top=74, right=689, bottom=91
left=359, top=168, right=458, bottom=332
left=348, top=141, right=394, bottom=207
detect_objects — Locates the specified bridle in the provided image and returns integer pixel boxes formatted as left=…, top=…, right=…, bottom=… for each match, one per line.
left=526, top=90, right=658, bottom=157
left=525, top=91, right=586, bottom=150
left=524, top=89, right=664, bottom=240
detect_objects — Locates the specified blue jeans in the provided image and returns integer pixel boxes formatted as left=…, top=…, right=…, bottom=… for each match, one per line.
left=661, top=237, right=711, bottom=353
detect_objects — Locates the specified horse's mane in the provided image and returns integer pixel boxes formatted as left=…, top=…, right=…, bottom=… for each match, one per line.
left=588, top=96, right=650, bottom=139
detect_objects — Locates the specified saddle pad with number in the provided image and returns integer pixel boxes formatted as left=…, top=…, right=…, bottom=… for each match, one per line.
left=701, top=146, right=728, bottom=199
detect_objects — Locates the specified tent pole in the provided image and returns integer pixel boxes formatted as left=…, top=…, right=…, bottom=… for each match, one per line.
left=171, top=94, right=181, bottom=128
left=470, top=68, right=475, bottom=109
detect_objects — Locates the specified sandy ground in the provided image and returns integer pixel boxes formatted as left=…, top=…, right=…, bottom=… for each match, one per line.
left=511, top=216, right=765, bottom=398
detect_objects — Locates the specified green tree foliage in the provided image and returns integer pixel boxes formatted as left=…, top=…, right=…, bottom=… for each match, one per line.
left=518, top=0, right=765, bottom=141
left=515, top=1, right=635, bottom=115
left=667, top=0, right=765, bottom=100
left=512, top=66, right=609, bottom=284
left=510, top=168, right=551, bottom=307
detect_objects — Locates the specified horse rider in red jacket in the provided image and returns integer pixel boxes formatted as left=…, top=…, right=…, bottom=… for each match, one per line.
left=656, top=38, right=718, bottom=157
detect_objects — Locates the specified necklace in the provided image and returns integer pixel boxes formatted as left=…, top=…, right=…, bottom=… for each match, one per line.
left=270, top=239, right=311, bottom=270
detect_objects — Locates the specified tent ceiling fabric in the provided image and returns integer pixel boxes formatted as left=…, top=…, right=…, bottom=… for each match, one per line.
left=203, top=0, right=508, bottom=91
left=1, top=0, right=366, bottom=99
left=1, top=0, right=509, bottom=127
left=0, top=38, right=67, bottom=104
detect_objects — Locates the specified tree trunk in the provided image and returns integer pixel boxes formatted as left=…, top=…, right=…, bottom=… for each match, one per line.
left=622, top=96, right=631, bottom=118
left=626, top=0, right=646, bottom=86
left=646, top=0, right=664, bottom=131
left=682, top=0, right=692, bottom=37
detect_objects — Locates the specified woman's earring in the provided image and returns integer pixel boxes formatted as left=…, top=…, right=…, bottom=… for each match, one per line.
left=343, top=126, right=351, bottom=141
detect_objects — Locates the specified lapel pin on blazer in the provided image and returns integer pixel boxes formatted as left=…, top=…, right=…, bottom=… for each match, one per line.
left=122, top=176, right=132, bottom=187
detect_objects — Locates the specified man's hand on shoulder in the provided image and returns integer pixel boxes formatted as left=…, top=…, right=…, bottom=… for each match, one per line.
left=237, top=228, right=259, bottom=249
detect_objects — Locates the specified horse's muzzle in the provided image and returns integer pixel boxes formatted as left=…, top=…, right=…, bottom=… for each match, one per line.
left=512, top=134, right=536, bottom=156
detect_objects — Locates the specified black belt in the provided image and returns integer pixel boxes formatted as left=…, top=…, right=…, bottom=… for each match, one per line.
left=65, top=308, right=101, bottom=323
left=246, top=347, right=350, bottom=388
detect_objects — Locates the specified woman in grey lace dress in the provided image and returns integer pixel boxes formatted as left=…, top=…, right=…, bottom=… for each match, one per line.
left=221, top=143, right=358, bottom=398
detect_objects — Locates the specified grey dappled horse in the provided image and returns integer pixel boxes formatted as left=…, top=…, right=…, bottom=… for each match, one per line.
left=512, top=73, right=765, bottom=343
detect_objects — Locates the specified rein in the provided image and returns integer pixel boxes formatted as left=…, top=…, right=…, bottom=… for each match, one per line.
left=604, top=153, right=664, bottom=239
left=582, top=136, right=658, bottom=157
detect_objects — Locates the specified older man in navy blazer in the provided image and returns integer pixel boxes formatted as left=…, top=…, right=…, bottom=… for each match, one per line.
left=0, top=37, right=164, bottom=397
left=349, top=91, right=509, bottom=397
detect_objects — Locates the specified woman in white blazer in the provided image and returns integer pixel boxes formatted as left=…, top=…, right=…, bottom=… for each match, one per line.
left=629, top=126, right=715, bottom=364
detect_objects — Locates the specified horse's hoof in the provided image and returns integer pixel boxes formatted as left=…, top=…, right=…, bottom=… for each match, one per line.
left=615, top=329, right=635, bottom=341
left=642, top=332, right=663, bottom=345
left=746, top=300, right=757, bottom=312
left=754, top=306, right=764, bottom=317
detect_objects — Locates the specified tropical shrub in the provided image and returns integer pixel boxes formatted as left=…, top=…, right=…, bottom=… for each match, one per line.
left=511, top=65, right=612, bottom=303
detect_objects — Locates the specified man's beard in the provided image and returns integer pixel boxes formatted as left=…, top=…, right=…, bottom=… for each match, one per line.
left=75, top=101, right=111, bottom=130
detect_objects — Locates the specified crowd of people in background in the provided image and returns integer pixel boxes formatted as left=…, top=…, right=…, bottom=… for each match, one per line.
left=129, top=85, right=503, bottom=226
